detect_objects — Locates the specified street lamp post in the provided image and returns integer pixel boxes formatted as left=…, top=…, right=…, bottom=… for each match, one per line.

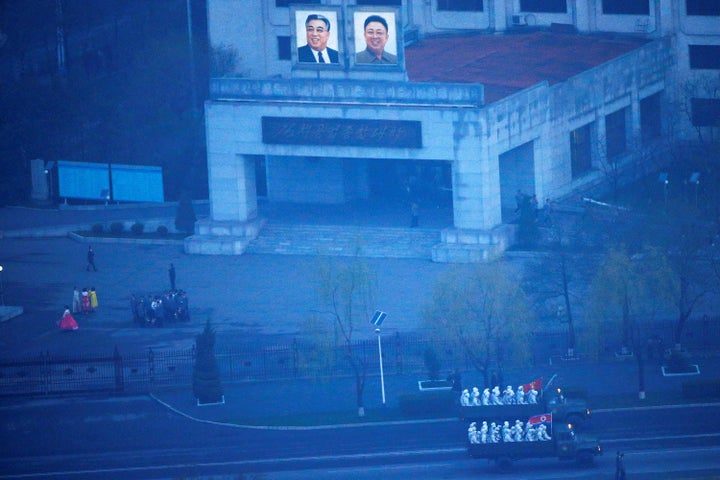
left=659, top=172, right=669, bottom=209
left=689, top=172, right=700, bottom=209
left=370, top=310, right=388, bottom=406
left=375, top=328, right=386, bottom=405
left=0, top=265, right=4, bottom=306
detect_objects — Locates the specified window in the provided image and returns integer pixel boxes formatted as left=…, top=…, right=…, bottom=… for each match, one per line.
left=605, top=108, right=627, bottom=158
left=520, top=0, right=566, bottom=13
left=438, top=0, right=484, bottom=11
left=275, top=0, right=320, bottom=6
left=689, top=45, right=720, bottom=69
left=570, top=124, right=592, bottom=178
left=640, top=92, right=662, bottom=144
left=691, top=98, right=720, bottom=127
left=356, top=0, right=402, bottom=5
left=686, top=0, right=720, bottom=16
left=277, top=36, right=291, bottom=60
left=602, top=0, right=649, bottom=15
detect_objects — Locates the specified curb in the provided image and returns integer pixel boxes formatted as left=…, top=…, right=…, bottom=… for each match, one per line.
left=0, top=305, right=24, bottom=323
left=149, top=392, right=456, bottom=431
left=68, top=231, right=185, bottom=246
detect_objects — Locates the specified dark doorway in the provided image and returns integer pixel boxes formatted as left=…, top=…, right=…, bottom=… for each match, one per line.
left=367, top=159, right=452, bottom=208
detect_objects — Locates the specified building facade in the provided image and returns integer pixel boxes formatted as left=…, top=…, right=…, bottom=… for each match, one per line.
left=185, top=0, right=719, bottom=260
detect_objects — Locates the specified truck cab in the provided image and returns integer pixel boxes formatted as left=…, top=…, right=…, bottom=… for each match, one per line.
left=546, top=389, right=592, bottom=427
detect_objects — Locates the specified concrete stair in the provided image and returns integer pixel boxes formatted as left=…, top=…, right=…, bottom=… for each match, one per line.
left=245, top=223, right=441, bottom=259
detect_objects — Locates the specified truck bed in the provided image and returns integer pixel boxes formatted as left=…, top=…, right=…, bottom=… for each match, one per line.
left=467, top=439, right=557, bottom=460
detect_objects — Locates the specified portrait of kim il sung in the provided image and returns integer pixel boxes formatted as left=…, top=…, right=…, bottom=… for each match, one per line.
left=294, top=10, right=340, bottom=65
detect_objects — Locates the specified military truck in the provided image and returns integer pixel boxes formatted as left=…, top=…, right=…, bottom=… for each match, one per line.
left=467, top=422, right=602, bottom=471
left=458, top=387, right=591, bottom=427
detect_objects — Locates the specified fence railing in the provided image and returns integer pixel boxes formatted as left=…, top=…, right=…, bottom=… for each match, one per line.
left=1, top=319, right=718, bottom=398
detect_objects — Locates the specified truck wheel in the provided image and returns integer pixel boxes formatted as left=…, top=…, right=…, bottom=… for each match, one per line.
left=495, top=457, right=513, bottom=472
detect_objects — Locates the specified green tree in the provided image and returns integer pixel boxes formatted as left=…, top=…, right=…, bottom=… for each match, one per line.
left=422, top=262, right=532, bottom=387
left=585, top=246, right=676, bottom=397
left=192, top=319, right=224, bottom=404
left=297, top=314, right=337, bottom=380
left=316, top=257, right=377, bottom=417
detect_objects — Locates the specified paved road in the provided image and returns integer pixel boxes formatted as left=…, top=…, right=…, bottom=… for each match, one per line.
left=1, top=394, right=719, bottom=479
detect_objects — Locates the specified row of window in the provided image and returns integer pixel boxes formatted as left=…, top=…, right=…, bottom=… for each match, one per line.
left=570, top=92, right=717, bottom=179
left=276, top=0, right=720, bottom=16
left=277, top=42, right=720, bottom=68
left=571, top=93, right=661, bottom=177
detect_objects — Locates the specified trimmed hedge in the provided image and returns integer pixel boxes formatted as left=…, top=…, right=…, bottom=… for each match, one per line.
left=682, top=379, right=720, bottom=400
left=131, top=222, right=144, bottom=235
left=91, top=223, right=104, bottom=234
left=109, top=222, right=124, bottom=234
left=398, top=390, right=455, bottom=416
left=156, top=225, right=169, bottom=236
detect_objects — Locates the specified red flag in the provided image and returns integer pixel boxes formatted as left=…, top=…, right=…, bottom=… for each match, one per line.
left=528, top=413, right=552, bottom=425
left=523, top=377, right=542, bottom=392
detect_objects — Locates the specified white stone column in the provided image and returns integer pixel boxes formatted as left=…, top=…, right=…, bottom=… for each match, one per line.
left=452, top=137, right=501, bottom=230
left=208, top=153, right=257, bottom=222
left=185, top=104, right=262, bottom=254
left=433, top=132, right=511, bottom=263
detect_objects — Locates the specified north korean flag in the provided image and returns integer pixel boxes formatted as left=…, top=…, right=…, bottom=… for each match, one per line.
left=522, top=377, right=543, bottom=392
left=528, top=413, right=552, bottom=426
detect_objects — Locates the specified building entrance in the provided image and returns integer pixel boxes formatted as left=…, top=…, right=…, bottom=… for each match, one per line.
left=367, top=158, right=452, bottom=208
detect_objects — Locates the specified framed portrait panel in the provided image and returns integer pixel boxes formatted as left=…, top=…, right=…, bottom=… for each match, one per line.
left=350, top=8, right=403, bottom=69
left=291, top=6, right=343, bottom=68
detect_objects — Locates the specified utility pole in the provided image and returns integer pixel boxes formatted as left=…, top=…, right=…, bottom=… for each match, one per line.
left=55, top=0, right=67, bottom=76
left=186, top=0, right=198, bottom=116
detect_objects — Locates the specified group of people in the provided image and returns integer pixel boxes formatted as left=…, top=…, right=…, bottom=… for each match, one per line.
left=59, top=286, right=100, bottom=331
left=130, top=290, right=190, bottom=327
left=468, top=419, right=552, bottom=444
left=460, top=385, right=539, bottom=407
left=72, top=286, right=99, bottom=315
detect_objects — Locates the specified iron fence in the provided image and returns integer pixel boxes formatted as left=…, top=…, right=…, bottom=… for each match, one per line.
left=1, top=318, right=718, bottom=398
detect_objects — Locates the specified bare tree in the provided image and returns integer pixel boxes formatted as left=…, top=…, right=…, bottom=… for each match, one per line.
left=523, top=211, right=597, bottom=359
left=664, top=213, right=714, bottom=347
left=316, top=256, right=377, bottom=417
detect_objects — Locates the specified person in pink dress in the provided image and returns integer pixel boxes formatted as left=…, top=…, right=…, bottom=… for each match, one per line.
left=81, top=288, right=91, bottom=314
left=58, top=306, right=79, bottom=331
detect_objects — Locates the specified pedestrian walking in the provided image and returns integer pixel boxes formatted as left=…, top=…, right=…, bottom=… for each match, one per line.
left=58, top=305, right=79, bottom=331
left=410, top=202, right=419, bottom=228
left=615, top=451, right=626, bottom=480
left=169, top=263, right=176, bottom=291
left=447, top=369, right=462, bottom=393
left=448, top=368, right=463, bottom=405
left=86, top=246, right=97, bottom=271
